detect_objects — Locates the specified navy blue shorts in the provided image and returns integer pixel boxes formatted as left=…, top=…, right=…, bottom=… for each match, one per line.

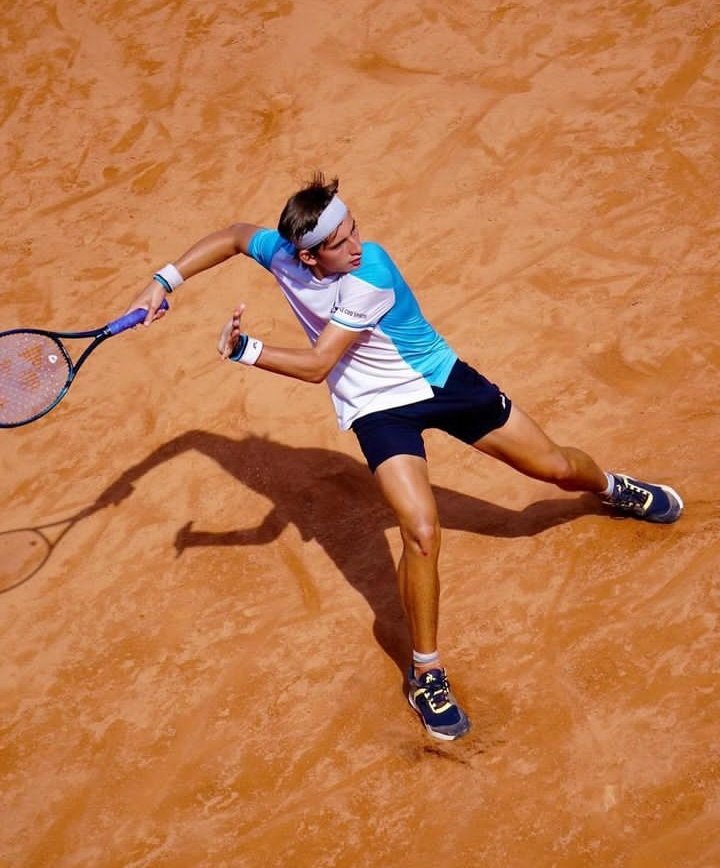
left=351, top=359, right=512, bottom=473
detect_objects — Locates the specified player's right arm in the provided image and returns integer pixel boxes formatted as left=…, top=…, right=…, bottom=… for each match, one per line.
left=126, top=222, right=263, bottom=325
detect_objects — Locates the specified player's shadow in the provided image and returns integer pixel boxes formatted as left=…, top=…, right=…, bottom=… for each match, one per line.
left=109, top=430, right=607, bottom=674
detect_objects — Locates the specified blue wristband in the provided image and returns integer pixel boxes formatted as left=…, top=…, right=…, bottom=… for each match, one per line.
left=152, top=273, right=173, bottom=293
left=228, top=334, right=249, bottom=362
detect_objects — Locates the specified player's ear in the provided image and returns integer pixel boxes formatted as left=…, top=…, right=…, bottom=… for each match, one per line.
left=298, top=249, right=317, bottom=267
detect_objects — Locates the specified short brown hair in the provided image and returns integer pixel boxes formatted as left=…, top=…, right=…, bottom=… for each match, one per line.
left=278, top=171, right=340, bottom=251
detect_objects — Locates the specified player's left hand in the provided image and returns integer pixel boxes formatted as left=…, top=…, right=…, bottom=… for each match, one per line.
left=217, top=304, right=246, bottom=358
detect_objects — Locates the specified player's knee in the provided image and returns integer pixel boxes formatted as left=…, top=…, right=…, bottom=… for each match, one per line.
left=539, top=451, right=575, bottom=486
left=400, top=515, right=440, bottom=557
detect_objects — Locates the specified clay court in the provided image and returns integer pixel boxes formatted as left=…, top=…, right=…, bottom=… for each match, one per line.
left=1, top=1, right=719, bottom=865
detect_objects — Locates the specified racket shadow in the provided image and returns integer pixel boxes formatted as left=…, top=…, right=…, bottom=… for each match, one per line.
left=107, top=430, right=607, bottom=675
left=0, top=495, right=131, bottom=595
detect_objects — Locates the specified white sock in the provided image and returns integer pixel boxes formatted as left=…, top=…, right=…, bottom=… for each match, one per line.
left=413, top=649, right=440, bottom=670
left=602, top=472, right=616, bottom=497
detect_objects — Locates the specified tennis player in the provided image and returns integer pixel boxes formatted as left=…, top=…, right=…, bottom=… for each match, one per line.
left=127, top=173, right=683, bottom=741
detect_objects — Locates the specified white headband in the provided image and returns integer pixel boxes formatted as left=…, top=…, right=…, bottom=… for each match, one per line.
left=297, top=195, right=348, bottom=249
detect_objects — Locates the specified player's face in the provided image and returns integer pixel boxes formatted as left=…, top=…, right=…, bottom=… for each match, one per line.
left=303, top=213, right=362, bottom=277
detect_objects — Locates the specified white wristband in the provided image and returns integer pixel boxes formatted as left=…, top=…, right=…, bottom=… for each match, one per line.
left=153, top=263, right=184, bottom=292
left=235, top=336, right=264, bottom=366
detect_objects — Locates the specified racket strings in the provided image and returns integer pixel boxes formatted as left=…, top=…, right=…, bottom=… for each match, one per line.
left=0, top=332, right=71, bottom=425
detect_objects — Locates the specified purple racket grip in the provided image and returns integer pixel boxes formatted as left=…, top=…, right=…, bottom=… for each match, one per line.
left=106, top=298, right=170, bottom=336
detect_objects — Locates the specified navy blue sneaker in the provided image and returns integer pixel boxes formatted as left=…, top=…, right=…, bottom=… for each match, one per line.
left=407, top=667, right=470, bottom=741
left=606, top=474, right=684, bottom=523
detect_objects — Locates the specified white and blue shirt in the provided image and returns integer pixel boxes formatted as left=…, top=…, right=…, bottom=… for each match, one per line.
left=248, top=229, right=458, bottom=430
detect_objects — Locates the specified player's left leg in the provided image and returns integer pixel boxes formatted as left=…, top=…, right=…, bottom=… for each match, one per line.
left=473, top=403, right=607, bottom=492
left=474, top=404, right=683, bottom=523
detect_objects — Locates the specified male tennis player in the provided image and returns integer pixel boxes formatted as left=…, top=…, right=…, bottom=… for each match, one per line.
left=127, top=172, right=683, bottom=741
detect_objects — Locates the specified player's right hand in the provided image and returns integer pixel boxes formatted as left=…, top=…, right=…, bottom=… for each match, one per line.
left=125, top=281, right=169, bottom=326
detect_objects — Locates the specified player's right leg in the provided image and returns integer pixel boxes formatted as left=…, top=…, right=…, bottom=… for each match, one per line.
left=352, top=401, right=471, bottom=740
left=374, top=453, right=471, bottom=741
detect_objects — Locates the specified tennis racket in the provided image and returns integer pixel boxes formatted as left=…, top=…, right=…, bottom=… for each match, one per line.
left=0, top=299, right=168, bottom=427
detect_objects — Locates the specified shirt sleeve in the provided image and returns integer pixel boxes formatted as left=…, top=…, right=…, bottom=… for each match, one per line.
left=247, top=228, right=287, bottom=270
left=331, top=274, right=395, bottom=332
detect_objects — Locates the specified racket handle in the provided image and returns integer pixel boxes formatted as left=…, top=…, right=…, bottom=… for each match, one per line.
left=106, top=298, right=170, bottom=335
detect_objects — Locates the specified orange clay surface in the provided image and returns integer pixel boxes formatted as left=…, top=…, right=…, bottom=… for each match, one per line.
left=1, top=2, right=719, bottom=866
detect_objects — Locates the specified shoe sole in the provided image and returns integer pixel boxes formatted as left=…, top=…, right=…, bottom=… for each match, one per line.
left=653, top=484, right=684, bottom=522
left=407, top=692, right=471, bottom=741
left=639, top=483, right=684, bottom=523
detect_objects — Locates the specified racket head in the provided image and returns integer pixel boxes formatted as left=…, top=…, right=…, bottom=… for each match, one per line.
left=0, top=330, right=73, bottom=427
left=0, top=300, right=169, bottom=427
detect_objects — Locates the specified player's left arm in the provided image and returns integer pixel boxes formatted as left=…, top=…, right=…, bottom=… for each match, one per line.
left=217, top=304, right=362, bottom=383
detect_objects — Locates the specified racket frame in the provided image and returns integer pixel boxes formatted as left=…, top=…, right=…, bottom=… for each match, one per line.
left=0, top=300, right=168, bottom=428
